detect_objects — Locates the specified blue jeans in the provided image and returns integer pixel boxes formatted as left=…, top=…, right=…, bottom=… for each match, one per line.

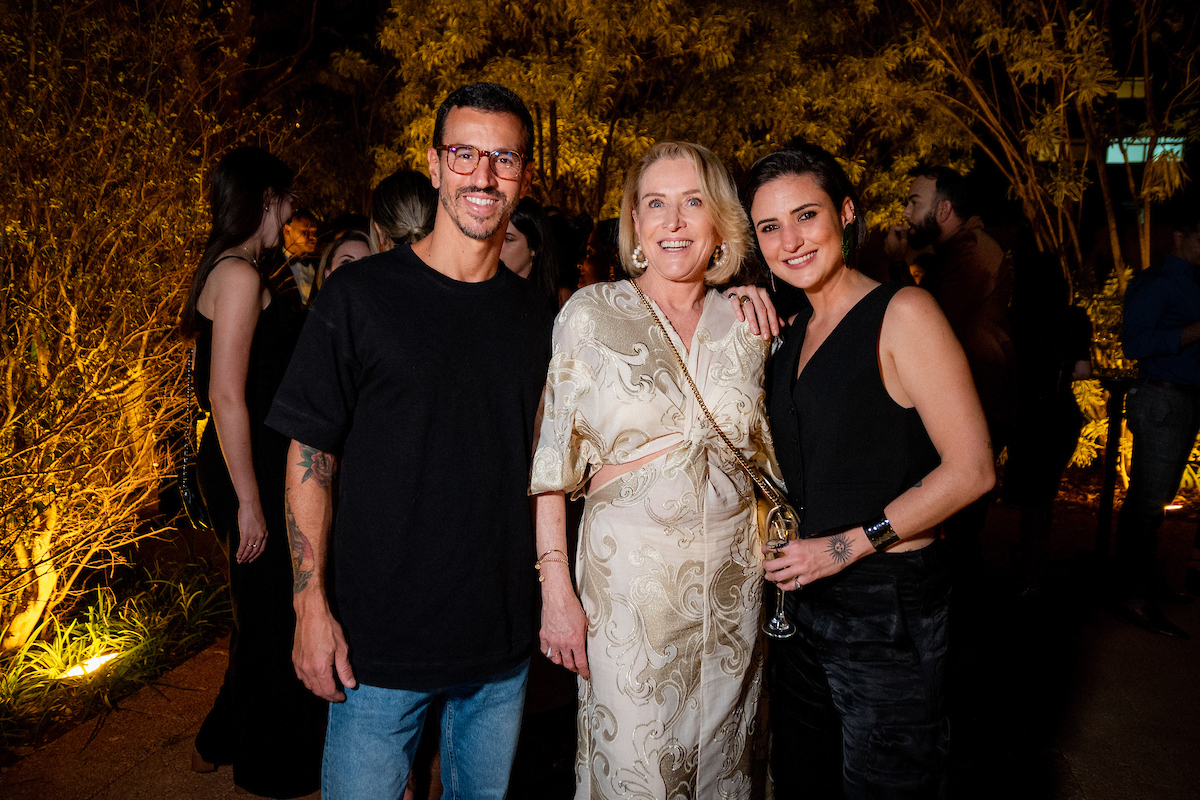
left=322, top=659, right=530, bottom=800
left=1116, top=380, right=1200, bottom=604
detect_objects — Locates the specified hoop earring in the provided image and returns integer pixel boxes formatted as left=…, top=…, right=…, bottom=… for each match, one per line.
left=632, top=244, right=648, bottom=270
left=711, top=243, right=728, bottom=268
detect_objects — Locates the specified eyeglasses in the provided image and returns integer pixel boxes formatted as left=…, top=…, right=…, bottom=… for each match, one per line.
left=436, top=145, right=525, bottom=181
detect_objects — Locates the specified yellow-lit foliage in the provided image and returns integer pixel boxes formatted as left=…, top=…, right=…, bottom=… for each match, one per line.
left=1071, top=271, right=1133, bottom=478
left=361, top=0, right=971, bottom=225
left=0, top=1, right=282, bottom=651
left=900, top=0, right=1196, bottom=294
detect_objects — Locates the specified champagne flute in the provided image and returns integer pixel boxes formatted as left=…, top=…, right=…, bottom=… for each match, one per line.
left=762, top=510, right=799, bottom=639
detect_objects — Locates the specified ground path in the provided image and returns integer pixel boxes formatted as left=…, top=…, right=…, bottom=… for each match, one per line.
left=2, top=502, right=1198, bottom=799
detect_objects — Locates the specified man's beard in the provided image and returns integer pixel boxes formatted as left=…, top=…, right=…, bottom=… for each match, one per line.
left=906, top=210, right=942, bottom=250
left=440, top=184, right=513, bottom=242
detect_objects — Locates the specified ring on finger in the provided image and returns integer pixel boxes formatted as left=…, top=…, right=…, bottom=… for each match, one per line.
left=546, top=647, right=553, bottom=658
left=738, top=295, right=753, bottom=306
left=793, top=576, right=803, bottom=590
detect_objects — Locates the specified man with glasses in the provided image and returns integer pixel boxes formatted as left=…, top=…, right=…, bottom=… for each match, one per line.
left=267, top=83, right=556, bottom=798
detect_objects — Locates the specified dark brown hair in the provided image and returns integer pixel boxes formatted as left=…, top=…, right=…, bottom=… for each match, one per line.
left=180, top=147, right=293, bottom=337
left=743, top=144, right=866, bottom=271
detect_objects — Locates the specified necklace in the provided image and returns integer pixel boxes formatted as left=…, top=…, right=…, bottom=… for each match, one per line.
left=239, top=245, right=260, bottom=269
left=629, top=278, right=792, bottom=510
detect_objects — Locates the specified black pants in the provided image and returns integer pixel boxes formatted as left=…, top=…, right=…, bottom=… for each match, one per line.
left=770, top=543, right=950, bottom=800
left=1116, top=380, right=1200, bottom=604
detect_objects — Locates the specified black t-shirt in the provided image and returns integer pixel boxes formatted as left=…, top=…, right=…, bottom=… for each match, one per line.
left=266, top=245, right=555, bottom=690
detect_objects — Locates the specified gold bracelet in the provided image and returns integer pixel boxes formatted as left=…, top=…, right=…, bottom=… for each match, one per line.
left=864, top=514, right=900, bottom=552
left=534, top=555, right=569, bottom=582
left=538, top=548, right=568, bottom=561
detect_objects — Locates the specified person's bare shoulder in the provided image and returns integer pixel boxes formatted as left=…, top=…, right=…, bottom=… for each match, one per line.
left=886, top=285, right=944, bottom=324
left=881, top=285, right=960, bottom=350
left=208, top=255, right=261, bottom=288
left=199, top=256, right=263, bottom=317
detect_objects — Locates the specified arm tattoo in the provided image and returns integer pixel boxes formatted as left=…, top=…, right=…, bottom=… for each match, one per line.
left=298, top=444, right=336, bottom=488
left=284, top=491, right=315, bottom=594
left=826, top=532, right=855, bottom=565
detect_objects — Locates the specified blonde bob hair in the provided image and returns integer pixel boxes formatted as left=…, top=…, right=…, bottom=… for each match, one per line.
left=618, top=141, right=748, bottom=286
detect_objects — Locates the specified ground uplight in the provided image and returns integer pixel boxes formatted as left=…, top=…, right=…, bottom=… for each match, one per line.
left=59, top=652, right=120, bottom=679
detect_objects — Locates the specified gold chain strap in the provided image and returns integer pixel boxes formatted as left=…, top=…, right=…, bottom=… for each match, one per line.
left=629, top=280, right=787, bottom=508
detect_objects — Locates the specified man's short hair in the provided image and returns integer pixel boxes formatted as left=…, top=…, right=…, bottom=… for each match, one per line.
left=909, top=165, right=973, bottom=220
left=288, top=208, right=318, bottom=225
left=432, top=83, right=536, bottom=160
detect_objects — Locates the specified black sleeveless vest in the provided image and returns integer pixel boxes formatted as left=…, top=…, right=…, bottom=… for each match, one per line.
left=767, top=283, right=941, bottom=539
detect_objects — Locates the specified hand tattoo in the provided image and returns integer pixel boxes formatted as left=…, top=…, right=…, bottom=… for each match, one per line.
left=284, top=490, right=315, bottom=594
left=826, top=533, right=854, bottom=565
left=298, top=444, right=336, bottom=488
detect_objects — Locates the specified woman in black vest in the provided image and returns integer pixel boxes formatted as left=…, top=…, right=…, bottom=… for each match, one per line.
left=743, top=146, right=994, bottom=798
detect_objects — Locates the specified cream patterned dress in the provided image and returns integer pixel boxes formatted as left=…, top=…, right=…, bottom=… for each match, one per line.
left=530, top=280, right=780, bottom=800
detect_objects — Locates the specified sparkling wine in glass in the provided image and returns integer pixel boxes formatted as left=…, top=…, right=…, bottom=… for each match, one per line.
left=762, top=511, right=799, bottom=639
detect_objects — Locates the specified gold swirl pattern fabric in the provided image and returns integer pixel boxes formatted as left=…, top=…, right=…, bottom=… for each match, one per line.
left=530, top=280, right=780, bottom=800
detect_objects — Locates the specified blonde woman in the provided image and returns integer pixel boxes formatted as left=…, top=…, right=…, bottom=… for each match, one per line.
left=532, top=142, right=780, bottom=799
left=368, top=169, right=437, bottom=253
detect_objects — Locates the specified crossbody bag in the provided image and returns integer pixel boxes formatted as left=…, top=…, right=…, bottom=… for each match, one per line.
left=629, top=281, right=802, bottom=541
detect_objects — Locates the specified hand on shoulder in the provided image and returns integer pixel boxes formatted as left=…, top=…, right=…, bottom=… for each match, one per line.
left=724, top=284, right=781, bottom=340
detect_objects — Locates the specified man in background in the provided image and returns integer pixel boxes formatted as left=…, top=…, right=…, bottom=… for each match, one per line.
left=1115, top=198, right=1200, bottom=639
left=270, top=207, right=320, bottom=306
left=885, top=166, right=1016, bottom=588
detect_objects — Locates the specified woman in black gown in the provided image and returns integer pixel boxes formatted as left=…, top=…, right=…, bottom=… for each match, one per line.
left=741, top=146, right=994, bottom=798
left=180, top=146, right=326, bottom=798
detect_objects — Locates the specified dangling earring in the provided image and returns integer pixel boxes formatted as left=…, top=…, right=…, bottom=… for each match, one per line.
left=770, top=272, right=777, bottom=294
left=632, top=244, right=648, bottom=270
left=711, top=243, right=728, bottom=268
left=842, top=211, right=855, bottom=266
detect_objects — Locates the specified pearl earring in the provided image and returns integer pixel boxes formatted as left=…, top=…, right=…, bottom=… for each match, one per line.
left=712, top=243, right=728, bottom=268
left=632, top=244, right=648, bottom=270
